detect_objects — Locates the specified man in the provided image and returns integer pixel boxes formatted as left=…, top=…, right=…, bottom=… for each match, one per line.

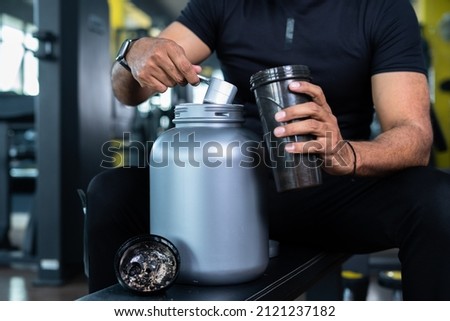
left=87, top=0, right=450, bottom=299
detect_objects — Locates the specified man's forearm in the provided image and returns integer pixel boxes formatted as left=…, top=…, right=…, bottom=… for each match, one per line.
left=111, top=62, right=154, bottom=106
left=351, top=123, right=432, bottom=176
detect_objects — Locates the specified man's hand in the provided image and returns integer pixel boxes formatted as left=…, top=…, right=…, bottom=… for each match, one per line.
left=127, top=37, right=202, bottom=93
left=111, top=21, right=211, bottom=107
left=272, top=81, right=355, bottom=176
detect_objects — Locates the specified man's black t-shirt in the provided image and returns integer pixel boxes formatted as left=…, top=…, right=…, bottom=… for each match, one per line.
left=176, top=0, right=426, bottom=139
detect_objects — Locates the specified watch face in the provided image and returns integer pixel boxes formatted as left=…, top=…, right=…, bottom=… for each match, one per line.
left=116, top=39, right=138, bottom=72
left=116, top=39, right=132, bottom=61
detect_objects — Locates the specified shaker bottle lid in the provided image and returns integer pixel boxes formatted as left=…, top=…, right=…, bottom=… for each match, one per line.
left=114, top=234, right=180, bottom=293
left=249, top=65, right=311, bottom=90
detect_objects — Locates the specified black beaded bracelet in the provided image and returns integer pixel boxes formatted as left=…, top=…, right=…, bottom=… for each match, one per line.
left=343, top=140, right=357, bottom=177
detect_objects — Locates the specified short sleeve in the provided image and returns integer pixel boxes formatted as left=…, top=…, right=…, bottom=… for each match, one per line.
left=176, top=0, right=224, bottom=52
left=370, top=0, right=427, bottom=75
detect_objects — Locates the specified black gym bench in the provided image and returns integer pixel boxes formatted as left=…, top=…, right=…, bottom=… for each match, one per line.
left=78, top=245, right=349, bottom=301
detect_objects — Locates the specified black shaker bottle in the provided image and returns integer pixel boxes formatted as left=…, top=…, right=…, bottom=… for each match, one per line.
left=250, top=65, right=322, bottom=192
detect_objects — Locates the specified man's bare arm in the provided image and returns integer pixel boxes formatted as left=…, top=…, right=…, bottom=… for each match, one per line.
left=352, top=71, right=432, bottom=175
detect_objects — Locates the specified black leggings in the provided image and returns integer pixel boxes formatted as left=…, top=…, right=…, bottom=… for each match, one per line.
left=86, top=165, right=450, bottom=300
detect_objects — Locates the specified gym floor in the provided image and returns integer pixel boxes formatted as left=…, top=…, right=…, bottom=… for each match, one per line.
left=0, top=264, right=88, bottom=301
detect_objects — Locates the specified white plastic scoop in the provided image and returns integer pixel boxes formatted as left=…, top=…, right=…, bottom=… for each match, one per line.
left=198, top=75, right=238, bottom=104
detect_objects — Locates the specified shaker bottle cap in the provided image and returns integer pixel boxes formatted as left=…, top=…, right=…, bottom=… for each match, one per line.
left=115, top=234, right=180, bottom=293
left=250, top=65, right=311, bottom=90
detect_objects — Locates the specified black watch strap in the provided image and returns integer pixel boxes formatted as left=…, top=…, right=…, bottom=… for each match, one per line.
left=116, top=38, right=139, bottom=72
left=118, top=59, right=131, bottom=72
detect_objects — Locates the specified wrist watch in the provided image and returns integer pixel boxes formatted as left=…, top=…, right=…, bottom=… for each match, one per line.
left=115, top=38, right=139, bottom=72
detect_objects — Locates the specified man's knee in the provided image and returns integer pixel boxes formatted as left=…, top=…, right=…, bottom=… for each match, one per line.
left=396, top=166, right=450, bottom=235
left=394, top=166, right=450, bottom=203
left=86, top=167, right=150, bottom=232
left=87, top=167, right=149, bottom=202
